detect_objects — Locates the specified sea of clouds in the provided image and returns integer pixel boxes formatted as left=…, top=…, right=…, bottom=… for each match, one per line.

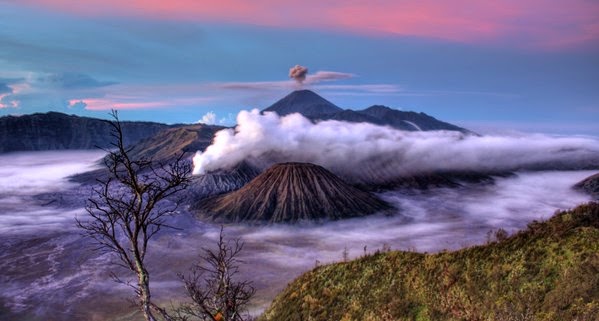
left=193, top=110, right=599, bottom=184
left=1, top=126, right=598, bottom=319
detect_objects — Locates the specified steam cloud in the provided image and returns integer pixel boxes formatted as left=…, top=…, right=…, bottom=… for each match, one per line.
left=198, top=111, right=217, bottom=125
left=192, top=110, right=599, bottom=183
left=289, top=65, right=308, bottom=83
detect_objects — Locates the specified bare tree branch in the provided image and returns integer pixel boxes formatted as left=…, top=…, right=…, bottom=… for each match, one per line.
left=77, top=110, right=254, bottom=321
left=77, top=109, right=191, bottom=321
left=177, top=227, right=255, bottom=321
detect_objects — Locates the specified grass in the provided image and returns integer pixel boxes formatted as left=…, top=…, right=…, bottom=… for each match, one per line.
left=259, top=202, right=599, bottom=321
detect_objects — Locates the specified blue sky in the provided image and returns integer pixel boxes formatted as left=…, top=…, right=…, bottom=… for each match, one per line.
left=0, top=1, right=598, bottom=135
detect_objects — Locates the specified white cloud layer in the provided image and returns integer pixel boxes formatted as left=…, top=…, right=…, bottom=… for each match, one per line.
left=0, top=150, right=595, bottom=319
left=198, top=111, right=217, bottom=125
left=193, top=110, right=599, bottom=183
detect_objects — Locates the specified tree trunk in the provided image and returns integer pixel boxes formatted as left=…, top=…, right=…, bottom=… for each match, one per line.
left=138, top=267, right=157, bottom=321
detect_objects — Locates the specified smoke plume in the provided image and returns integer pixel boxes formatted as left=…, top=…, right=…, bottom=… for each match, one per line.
left=289, top=65, right=308, bottom=83
left=192, top=110, right=599, bottom=183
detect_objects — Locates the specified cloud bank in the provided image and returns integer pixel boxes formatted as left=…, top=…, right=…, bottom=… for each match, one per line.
left=0, top=151, right=105, bottom=235
left=1, top=150, right=594, bottom=320
left=193, top=110, right=599, bottom=183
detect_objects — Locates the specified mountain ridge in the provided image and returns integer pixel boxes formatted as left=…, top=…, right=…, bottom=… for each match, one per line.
left=262, top=90, right=471, bottom=133
left=1, top=90, right=472, bottom=155
left=0, top=111, right=174, bottom=153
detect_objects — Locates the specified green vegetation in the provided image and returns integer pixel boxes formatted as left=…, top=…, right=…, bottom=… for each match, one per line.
left=260, top=203, right=599, bottom=321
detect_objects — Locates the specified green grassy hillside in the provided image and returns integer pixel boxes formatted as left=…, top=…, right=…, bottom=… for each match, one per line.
left=260, top=203, right=599, bottom=321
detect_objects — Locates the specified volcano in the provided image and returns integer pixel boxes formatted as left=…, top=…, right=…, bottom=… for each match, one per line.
left=261, top=90, right=471, bottom=133
left=263, top=89, right=343, bottom=117
left=194, top=162, right=391, bottom=223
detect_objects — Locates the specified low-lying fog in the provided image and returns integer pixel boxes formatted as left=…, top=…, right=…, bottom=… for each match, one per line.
left=0, top=151, right=106, bottom=235
left=0, top=151, right=596, bottom=320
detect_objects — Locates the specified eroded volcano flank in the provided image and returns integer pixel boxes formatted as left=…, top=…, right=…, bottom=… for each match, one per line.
left=194, top=162, right=391, bottom=223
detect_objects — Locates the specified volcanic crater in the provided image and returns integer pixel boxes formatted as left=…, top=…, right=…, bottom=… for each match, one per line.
left=194, top=162, right=392, bottom=223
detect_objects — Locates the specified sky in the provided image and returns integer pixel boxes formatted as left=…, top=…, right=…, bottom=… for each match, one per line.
left=0, top=1, right=598, bottom=135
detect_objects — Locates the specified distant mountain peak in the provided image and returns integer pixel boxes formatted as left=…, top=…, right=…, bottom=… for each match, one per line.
left=291, top=89, right=320, bottom=96
left=364, top=105, right=392, bottom=111
left=262, top=89, right=342, bottom=117
left=261, top=91, right=471, bottom=133
left=282, top=89, right=331, bottom=101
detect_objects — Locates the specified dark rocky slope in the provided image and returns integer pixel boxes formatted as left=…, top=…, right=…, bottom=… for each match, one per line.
left=186, top=161, right=260, bottom=199
left=575, top=173, right=599, bottom=199
left=260, top=202, right=599, bottom=321
left=69, top=123, right=223, bottom=184
left=194, top=162, right=391, bottom=223
left=127, top=123, right=223, bottom=162
left=355, top=171, right=499, bottom=191
left=0, top=112, right=171, bottom=153
left=357, top=105, right=469, bottom=132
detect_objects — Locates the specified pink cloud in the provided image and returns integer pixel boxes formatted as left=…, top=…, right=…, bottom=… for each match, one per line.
left=18, top=0, right=599, bottom=49
left=0, top=93, right=18, bottom=109
left=71, top=96, right=215, bottom=111
left=68, top=98, right=166, bottom=110
left=326, top=2, right=510, bottom=42
left=0, top=82, right=29, bottom=109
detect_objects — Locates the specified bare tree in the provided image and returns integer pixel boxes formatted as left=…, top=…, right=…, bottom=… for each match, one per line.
left=77, top=110, right=191, bottom=321
left=177, top=227, right=255, bottom=321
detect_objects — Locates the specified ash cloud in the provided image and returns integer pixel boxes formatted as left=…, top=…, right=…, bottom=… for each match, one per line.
left=289, top=65, right=308, bottom=83
left=192, top=110, right=599, bottom=183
